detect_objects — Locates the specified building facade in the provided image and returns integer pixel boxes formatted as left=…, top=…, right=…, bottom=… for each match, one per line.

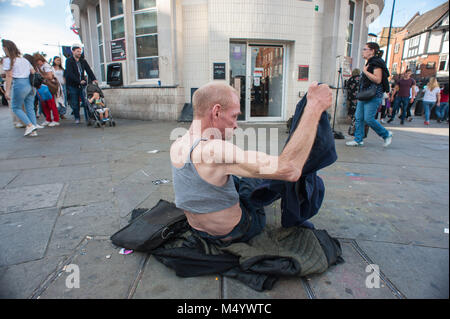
left=72, top=0, right=385, bottom=122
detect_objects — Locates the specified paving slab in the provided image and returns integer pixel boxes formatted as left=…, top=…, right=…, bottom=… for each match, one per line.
left=0, top=183, right=63, bottom=214
left=0, top=171, right=19, bottom=188
left=222, top=276, right=309, bottom=299
left=356, top=240, right=449, bottom=299
left=0, top=255, right=64, bottom=298
left=62, top=177, right=114, bottom=207
left=0, top=156, right=63, bottom=172
left=305, top=241, right=397, bottom=299
left=0, top=208, right=59, bottom=266
left=38, top=238, right=145, bottom=299
left=133, top=256, right=220, bottom=299
left=46, top=201, right=121, bottom=257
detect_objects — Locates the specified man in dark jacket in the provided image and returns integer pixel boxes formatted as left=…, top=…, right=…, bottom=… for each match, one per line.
left=64, top=44, right=97, bottom=124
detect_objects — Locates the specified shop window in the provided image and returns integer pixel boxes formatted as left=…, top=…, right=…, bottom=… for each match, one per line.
left=97, top=4, right=106, bottom=82
left=133, top=1, right=158, bottom=80
left=110, top=0, right=124, bottom=41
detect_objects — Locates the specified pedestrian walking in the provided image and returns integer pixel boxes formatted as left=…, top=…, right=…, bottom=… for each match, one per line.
left=33, top=53, right=60, bottom=126
left=1, top=39, right=39, bottom=137
left=64, top=44, right=97, bottom=124
left=52, top=56, right=67, bottom=119
left=388, top=69, right=416, bottom=125
left=422, top=77, right=441, bottom=125
left=346, top=42, right=392, bottom=148
left=346, top=68, right=360, bottom=119
left=405, top=85, right=419, bottom=122
left=436, top=83, right=449, bottom=123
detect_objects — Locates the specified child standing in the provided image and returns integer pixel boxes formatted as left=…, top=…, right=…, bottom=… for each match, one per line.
left=36, top=83, right=60, bottom=126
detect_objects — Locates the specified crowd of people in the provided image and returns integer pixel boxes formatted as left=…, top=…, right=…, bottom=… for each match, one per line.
left=0, top=39, right=98, bottom=137
left=345, top=45, right=449, bottom=148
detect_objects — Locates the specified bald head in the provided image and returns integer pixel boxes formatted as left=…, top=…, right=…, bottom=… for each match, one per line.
left=192, top=82, right=239, bottom=118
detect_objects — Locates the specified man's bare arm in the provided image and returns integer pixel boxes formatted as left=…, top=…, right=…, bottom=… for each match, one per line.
left=217, top=82, right=332, bottom=181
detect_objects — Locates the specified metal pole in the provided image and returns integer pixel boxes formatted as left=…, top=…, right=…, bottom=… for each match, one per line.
left=385, top=0, right=396, bottom=70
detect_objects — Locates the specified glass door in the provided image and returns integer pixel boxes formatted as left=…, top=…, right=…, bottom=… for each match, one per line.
left=247, top=45, right=284, bottom=121
left=229, top=42, right=247, bottom=121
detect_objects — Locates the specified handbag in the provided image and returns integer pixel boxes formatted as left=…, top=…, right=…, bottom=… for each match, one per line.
left=356, top=85, right=377, bottom=101
left=110, top=199, right=187, bottom=252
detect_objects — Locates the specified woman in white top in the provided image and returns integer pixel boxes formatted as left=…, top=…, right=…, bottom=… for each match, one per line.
left=2, top=39, right=39, bottom=136
left=422, top=77, right=441, bottom=125
left=52, top=56, right=67, bottom=118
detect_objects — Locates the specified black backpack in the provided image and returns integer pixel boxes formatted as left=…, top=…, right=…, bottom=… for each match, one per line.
left=29, top=73, right=44, bottom=88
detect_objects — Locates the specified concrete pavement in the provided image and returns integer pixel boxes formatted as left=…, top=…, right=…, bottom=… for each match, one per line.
left=0, top=104, right=448, bottom=299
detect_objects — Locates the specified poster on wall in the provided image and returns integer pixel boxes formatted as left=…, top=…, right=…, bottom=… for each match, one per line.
left=111, top=38, right=126, bottom=61
left=298, top=65, right=309, bottom=81
left=213, top=63, right=226, bottom=80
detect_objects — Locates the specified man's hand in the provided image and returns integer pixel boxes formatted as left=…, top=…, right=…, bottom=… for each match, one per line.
left=306, top=81, right=332, bottom=114
left=93, top=80, right=98, bottom=85
left=410, top=98, right=414, bottom=104
left=80, top=80, right=86, bottom=85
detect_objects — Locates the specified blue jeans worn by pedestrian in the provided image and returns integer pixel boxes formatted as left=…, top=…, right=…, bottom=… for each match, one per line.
left=192, top=176, right=266, bottom=246
left=11, top=78, right=37, bottom=126
left=354, top=97, right=389, bottom=143
left=391, top=96, right=410, bottom=121
left=435, top=102, right=448, bottom=120
left=422, top=101, right=434, bottom=122
left=67, top=85, right=88, bottom=121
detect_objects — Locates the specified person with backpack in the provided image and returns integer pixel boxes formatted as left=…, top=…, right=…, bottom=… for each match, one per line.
left=346, top=42, right=393, bottom=148
left=2, top=39, right=40, bottom=137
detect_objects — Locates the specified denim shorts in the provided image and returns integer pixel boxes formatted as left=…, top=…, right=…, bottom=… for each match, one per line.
left=191, top=176, right=266, bottom=246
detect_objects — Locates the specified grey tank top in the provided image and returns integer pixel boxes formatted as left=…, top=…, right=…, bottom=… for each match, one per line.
left=172, top=138, right=239, bottom=214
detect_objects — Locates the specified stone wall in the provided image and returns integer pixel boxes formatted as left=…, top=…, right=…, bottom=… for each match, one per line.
left=101, top=87, right=185, bottom=121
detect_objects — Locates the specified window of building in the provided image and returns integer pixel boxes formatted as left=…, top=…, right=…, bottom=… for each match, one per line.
left=444, top=31, right=449, bottom=42
left=426, top=62, right=435, bottom=69
left=96, top=4, right=106, bottom=82
left=407, top=36, right=420, bottom=58
left=110, top=0, right=124, bottom=40
left=439, top=54, right=448, bottom=71
left=133, top=0, right=158, bottom=80
left=346, top=0, right=355, bottom=57
left=394, top=43, right=400, bottom=53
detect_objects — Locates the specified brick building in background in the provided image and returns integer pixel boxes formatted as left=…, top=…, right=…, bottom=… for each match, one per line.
left=380, top=3, right=448, bottom=84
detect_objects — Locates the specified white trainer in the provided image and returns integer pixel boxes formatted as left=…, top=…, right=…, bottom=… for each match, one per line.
left=24, top=125, right=37, bottom=136
left=346, top=140, right=364, bottom=147
left=383, top=131, right=393, bottom=147
left=30, top=131, right=38, bottom=137
left=34, top=124, right=44, bottom=129
left=41, top=121, right=51, bottom=126
left=48, top=121, right=60, bottom=127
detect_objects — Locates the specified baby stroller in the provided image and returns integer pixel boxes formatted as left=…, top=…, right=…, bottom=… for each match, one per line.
left=85, top=83, right=116, bottom=127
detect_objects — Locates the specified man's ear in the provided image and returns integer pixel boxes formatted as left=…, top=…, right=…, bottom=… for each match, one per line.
left=211, top=104, right=222, bottom=119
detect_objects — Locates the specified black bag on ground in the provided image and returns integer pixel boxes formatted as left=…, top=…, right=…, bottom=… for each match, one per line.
left=110, top=199, right=187, bottom=252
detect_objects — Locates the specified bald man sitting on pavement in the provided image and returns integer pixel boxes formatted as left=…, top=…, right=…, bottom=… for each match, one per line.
left=170, top=81, right=332, bottom=245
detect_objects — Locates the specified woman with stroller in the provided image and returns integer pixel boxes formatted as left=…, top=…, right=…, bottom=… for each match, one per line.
left=2, top=39, right=39, bottom=137
left=33, top=53, right=60, bottom=127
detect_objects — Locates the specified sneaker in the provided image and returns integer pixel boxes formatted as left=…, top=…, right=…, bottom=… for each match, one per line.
left=15, top=123, right=25, bottom=128
left=387, top=118, right=393, bottom=123
left=24, top=125, right=37, bottom=136
left=346, top=140, right=364, bottom=147
left=383, top=131, right=393, bottom=147
left=34, top=124, right=44, bottom=129
left=380, top=118, right=386, bottom=124
left=408, top=117, right=413, bottom=122
left=41, top=121, right=51, bottom=126
left=424, top=121, right=430, bottom=125
left=48, top=121, right=60, bottom=127
left=29, top=131, right=38, bottom=137
left=75, top=119, right=80, bottom=124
